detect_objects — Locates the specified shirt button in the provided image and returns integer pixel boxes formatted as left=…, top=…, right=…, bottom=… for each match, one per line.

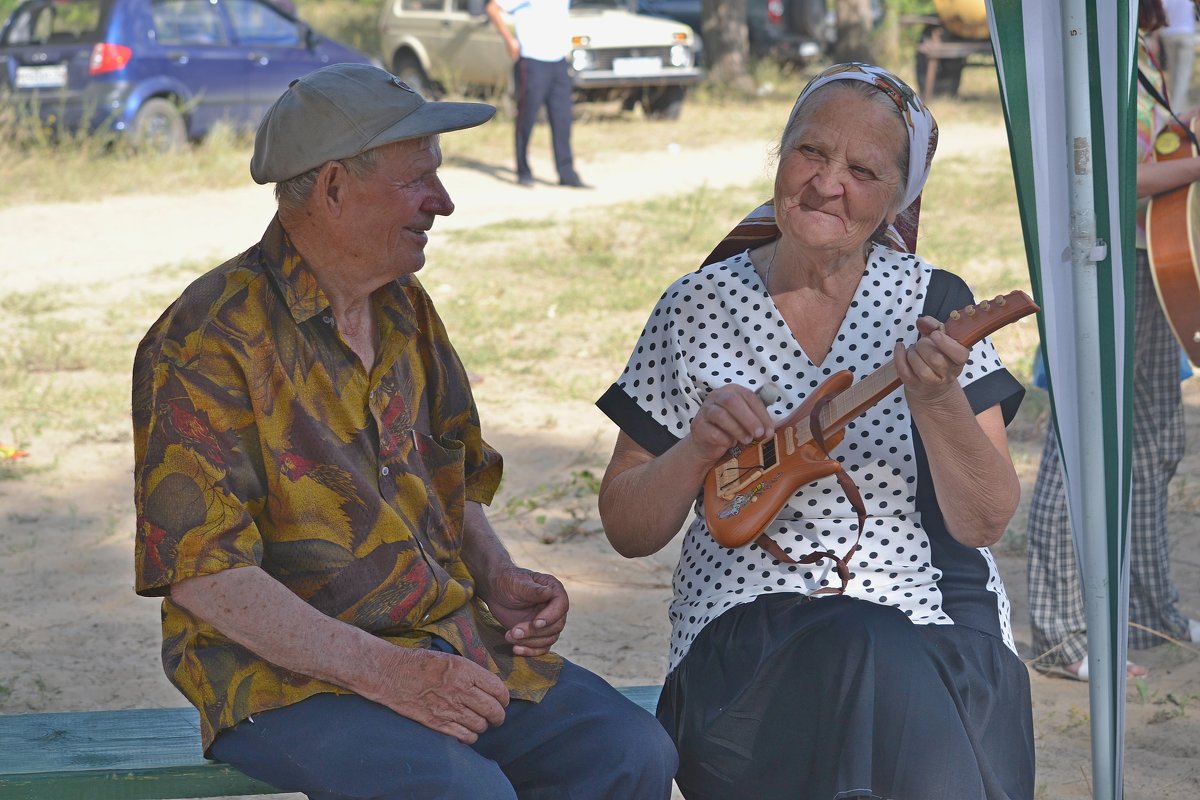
left=380, top=466, right=390, bottom=476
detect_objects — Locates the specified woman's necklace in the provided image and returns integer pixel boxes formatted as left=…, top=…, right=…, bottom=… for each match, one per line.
left=763, top=240, right=780, bottom=292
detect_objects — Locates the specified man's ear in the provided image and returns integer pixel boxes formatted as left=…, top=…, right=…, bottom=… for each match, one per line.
left=316, top=160, right=347, bottom=218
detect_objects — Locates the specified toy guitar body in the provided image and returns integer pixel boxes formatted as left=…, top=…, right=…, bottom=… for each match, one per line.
left=702, top=290, right=1039, bottom=549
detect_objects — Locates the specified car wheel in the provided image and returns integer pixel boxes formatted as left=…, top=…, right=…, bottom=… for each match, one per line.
left=128, top=98, right=187, bottom=154
left=641, top=86, right=684, bottom=121
left=915, top=25, right=965, bottom=97
left=393, top=53, right=436, bottom=99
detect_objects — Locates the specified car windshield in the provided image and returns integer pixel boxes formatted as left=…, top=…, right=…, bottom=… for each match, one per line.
left=1, top=0, right=103, bottom=46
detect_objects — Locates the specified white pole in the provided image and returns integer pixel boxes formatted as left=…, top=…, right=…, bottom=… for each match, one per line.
left=1059, top=0, right=1120, bottom=797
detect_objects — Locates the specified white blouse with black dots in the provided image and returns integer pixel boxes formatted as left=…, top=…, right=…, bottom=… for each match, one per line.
left=602, top=245, right=1021, bottom=672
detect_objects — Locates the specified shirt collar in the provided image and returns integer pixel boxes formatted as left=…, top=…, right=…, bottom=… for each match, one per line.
left=259, top=216, right=421, bottom=339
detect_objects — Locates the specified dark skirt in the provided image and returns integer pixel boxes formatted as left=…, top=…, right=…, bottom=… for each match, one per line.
left=657, top=594, right=1034, bottom=800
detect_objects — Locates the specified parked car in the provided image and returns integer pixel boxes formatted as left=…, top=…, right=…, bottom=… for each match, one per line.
left=636, top=0, right=884, bottom=66
left=0, top=0, right=376, bottom=150
left=378, top=0, right=702, bottom=119
left=637, top=0, right=825, bottom=63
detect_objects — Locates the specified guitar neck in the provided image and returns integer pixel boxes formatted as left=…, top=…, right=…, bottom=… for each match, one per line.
left=819, top=364, right=901, bottom=431
left=812, top=290, right=1039, bottom=434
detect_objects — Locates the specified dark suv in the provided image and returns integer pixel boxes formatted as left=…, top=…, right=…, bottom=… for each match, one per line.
left=636, top=0, right=827, bottom=62
left=0, top=0, right=374, bottom=149
left=636, top=0, right=882, bottom=65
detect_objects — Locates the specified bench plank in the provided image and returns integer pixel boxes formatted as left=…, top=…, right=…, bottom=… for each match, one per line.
left=0, top=685, right=661, bottom=799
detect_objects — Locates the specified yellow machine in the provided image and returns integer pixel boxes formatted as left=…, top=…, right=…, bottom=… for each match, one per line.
left=908, top=0, right=992, bottom=97
left=933, top=0, right=989, bottom=41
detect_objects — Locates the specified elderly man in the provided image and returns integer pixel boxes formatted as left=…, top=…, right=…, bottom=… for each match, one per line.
left=132, top=63, right=676, bottom=799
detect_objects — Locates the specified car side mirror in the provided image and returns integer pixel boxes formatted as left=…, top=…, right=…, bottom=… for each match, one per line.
left=304, top=25, right=319, bottom=49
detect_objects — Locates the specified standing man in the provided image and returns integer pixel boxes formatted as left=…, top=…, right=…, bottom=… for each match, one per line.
left=133, top=63, right=675, bottom=798
left=486, top=0, right=588, bottom=187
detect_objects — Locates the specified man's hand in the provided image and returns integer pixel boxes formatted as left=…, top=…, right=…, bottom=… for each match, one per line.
left=482, top=567, right=569, bottom=656
left=369, top=647, right=510, bottom=744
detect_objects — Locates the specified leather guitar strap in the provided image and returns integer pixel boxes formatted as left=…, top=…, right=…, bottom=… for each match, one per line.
left=753, top=393, right=868, bottom=596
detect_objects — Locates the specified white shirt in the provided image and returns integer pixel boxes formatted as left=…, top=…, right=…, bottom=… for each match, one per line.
left=604, top=247, right=1020, bottom=671
left=496, top=0, right=570, bottom=62
left=1163, top=0, right=1196, bottom=35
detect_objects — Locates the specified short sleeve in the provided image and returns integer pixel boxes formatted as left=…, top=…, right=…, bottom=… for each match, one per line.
left=133, top=311, right=266, bottom=597
left=597, top=275, right=706, bottom=456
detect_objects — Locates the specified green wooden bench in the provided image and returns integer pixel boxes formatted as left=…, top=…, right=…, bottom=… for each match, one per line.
left=0, top=685, right=662, bottom=799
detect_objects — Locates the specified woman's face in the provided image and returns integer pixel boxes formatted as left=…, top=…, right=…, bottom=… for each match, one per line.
left=774, top=87, right=907, bottom=258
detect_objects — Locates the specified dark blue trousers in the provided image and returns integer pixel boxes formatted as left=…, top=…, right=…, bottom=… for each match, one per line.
left=209, top=657, right=677, bottom=799
left=513, top=57, right=578, bottom=184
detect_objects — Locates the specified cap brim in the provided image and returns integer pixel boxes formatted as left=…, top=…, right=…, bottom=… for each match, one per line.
left=364, top=101, right=497, bottom=151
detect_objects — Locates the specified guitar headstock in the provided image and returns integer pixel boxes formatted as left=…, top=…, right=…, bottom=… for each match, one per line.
left=940, top=290, right=1039, bottom=348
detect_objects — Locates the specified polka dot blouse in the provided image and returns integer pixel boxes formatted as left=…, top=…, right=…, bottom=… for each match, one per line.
left=597, top=245, right=1026, bottom=672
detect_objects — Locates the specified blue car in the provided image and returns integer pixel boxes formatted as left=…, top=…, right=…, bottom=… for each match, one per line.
left=0, top=0, right=375, bottom=150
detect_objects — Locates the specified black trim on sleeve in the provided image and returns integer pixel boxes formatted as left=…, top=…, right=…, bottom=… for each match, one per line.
left=964, top=369, right=1025, bottom=426
left=596, top=384, right=681, bottom=457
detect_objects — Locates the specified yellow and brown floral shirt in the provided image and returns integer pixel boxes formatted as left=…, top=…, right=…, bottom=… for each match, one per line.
left=133, top=217, right=561, bottom=752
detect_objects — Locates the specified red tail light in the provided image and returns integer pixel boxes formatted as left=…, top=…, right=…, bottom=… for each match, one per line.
left=89, top=43, right=132, bottom=75
left=767, top=0, right=783, bottom=25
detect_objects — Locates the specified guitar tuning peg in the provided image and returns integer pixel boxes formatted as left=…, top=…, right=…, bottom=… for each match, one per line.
left=949, top=310, right=961, bottom=320
left=966, top=306, right=977, bottom=316
left=979, top=300, right=991, bottom=311
left=995, top=295, right=1008, bottom=306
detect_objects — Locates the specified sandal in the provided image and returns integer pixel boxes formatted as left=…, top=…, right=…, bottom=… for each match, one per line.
left=1038, top=656, right=1147, bottom=682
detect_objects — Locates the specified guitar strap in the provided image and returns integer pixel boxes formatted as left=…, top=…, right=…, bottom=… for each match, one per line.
left=1137, top=67, right=1200, bottom=150
left=753, top=393, right=867, bottom=597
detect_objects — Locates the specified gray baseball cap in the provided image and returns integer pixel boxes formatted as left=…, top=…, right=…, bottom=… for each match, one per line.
left=250, top=63, right=496, bottom=184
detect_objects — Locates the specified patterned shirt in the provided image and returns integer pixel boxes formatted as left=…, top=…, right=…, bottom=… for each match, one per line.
left=598, top=247, right=1025, bottom=671
left=133, top=218, right=561, bottom=751
left=1137, top=37, right=1168, bottom=248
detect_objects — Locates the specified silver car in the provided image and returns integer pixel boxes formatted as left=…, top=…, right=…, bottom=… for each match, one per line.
left=378, top=0, right=702, bottom=119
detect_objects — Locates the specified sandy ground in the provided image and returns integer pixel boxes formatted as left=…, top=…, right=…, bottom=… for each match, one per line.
left=1, top=118, right=1198, bottom=799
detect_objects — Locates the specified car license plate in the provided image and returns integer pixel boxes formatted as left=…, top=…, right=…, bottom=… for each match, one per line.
left=612, top=56, right=662, bottom=76
left=15, top=64, right=68, bottom=89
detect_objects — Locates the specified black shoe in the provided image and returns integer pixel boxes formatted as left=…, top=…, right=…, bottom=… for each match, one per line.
left=559, top=176, right=592, bottom=189
left=517, top=174, right=535, bottom=187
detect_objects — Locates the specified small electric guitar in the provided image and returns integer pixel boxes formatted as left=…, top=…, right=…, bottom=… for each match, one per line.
left=1147, top=118, right=1200, bottom=367
left=703, top=290, right=1039, bottom=549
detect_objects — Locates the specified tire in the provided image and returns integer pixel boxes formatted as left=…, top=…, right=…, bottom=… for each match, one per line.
left=392, top=53, right=437, bottom=99
left=128, top=98, right=186, bottom=154
left=915, top=25, right=965, bottom=97
left=787, top=0, right=829, bottom=40
left=641, top=85, right=685, bottom=121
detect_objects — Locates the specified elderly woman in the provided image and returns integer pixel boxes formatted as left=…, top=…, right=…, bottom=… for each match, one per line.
left=596, top=63, right=1035, bottom=799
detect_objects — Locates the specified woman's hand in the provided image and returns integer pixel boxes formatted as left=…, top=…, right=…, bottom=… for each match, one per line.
left=599, top=384, right=775, bottom=558
left=893, top=317, right=971, bottom=408
left=686, top=385, right=776, bottom=465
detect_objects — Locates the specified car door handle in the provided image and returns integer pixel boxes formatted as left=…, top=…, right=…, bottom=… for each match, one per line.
left=166, top=51, right=189, bottom=63
left=247, top=53, right=269, bottom=65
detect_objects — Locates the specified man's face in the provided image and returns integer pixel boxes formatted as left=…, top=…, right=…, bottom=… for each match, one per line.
left=340, top=137, right=454, bottom=277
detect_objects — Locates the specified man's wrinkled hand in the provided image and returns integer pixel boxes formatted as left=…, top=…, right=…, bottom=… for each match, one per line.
left=372, top=648, right=509, bottom=744
left=484, top=567, right=569, bottom=656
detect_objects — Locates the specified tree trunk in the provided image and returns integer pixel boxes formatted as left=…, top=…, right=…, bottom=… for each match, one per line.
left=700, top=0, right=756, bottom=95
left=832, top=0, right=873, bottom=63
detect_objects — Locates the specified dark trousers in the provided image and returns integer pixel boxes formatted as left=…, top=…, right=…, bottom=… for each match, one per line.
left=209, top=658, right=677, bottom=800
left=514, top=57, right=578, bottom=184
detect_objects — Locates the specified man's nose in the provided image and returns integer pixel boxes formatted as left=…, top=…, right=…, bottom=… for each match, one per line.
left=427, top=176, right=455, bottom=216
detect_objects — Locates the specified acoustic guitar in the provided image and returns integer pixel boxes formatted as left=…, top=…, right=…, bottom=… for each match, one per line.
left=1147, top=118, right=1200, bottom=367
left=703, top=290, right=1039, bottom=549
